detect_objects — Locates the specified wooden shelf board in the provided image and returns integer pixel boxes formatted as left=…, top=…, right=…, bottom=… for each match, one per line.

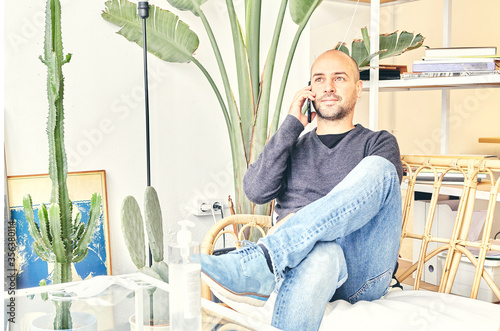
left=326, top=0, right=419, bottom=6
left=363, top=74, right=500, bottom=91
left=401, top=181, right=500, bottom=201
left=479, top=137, right=500, bottom=144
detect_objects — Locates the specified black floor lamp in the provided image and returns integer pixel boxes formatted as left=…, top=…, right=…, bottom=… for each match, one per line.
left=138, top=1, right=153, bottom=267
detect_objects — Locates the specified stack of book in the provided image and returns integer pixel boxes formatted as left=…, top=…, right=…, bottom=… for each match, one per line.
left=402, top=46, right=500, bottom=79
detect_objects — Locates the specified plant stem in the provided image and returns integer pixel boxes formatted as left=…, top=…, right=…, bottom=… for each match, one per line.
left=191, top=58, right=231, bottom=133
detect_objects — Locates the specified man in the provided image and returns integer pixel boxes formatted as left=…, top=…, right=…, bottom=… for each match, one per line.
left=201, top=50, right=403, bottom=330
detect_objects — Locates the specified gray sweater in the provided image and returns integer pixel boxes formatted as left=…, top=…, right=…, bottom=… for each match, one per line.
left=243, top=115, right=402, bottom=221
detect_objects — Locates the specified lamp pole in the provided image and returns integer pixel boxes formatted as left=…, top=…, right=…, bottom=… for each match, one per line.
left=138, top=1, right=153, bottom=267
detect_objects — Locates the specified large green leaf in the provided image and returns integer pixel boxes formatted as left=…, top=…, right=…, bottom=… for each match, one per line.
left=289, top=0, right=323, bottom=25
left=102, top=0, right=199, bottom=63
left=166, top=0, right=208, bottom=16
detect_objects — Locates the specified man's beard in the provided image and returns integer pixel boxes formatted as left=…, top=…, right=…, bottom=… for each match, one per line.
left=314, top=92, right=355, bottom=121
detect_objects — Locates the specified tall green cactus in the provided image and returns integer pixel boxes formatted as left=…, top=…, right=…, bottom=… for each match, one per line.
left=22, top=0, right=102, bottom=329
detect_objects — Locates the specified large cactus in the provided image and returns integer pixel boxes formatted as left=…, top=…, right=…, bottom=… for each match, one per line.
left=22, top=0, right=102, bottom=329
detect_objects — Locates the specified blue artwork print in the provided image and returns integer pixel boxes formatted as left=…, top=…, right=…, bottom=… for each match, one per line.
left=12, top=200, right=108, bottom=289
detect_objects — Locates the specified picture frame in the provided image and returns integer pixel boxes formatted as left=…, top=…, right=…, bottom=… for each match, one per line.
left=7, top=170, right=111, bottom=289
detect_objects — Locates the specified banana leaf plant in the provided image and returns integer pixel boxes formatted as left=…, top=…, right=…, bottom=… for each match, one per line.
left=102, top=0, right=322, bottom=216
left=335, top=26, right=425, bottom=68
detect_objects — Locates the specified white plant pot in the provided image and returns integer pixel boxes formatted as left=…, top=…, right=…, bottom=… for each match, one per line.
left=129, top=314, right=170, bottom=331
left=31, top=312, right=97, bottom=331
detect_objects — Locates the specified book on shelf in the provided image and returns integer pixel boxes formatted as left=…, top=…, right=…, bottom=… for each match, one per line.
left=423, top=55, right=500, bottom=61
left=425, top=46, right=497, bottom=58
left=401, top=70, right=500, bottom=79
left=419, top=57, right=500, bottom=63
left=412, top=60, right=499, bottom=72
left=360, top=64, right=407, bottom=81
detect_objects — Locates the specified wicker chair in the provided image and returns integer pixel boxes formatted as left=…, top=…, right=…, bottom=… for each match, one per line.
left=201, top=155, right=500, bottom=304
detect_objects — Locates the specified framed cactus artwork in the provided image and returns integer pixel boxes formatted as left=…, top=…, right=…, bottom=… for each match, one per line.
left=7, top=170, right=111, bottom=289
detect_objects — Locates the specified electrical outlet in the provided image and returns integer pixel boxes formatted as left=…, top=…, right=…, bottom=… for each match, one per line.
left=193, top=199, right=226, bottom=216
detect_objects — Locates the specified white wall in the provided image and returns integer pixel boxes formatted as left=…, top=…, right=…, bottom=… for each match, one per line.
left=4, top=0, right=310, bottom=275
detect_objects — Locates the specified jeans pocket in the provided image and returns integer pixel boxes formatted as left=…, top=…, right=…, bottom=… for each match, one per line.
left=348, top=268, right=392, bottom=304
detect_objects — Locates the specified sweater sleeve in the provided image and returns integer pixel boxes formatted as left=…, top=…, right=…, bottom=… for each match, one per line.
left=367, top=131, right=403, bottom=183
left=243, top=115, right=305, bottom=204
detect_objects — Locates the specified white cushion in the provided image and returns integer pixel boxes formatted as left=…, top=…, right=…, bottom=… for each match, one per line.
left=212, top=289, right=500, bottom=330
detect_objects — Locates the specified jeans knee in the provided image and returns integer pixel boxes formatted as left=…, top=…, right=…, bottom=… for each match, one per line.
left=362, top=155, right=398, bottom=177
left=306, top=242, right=347, bottom=278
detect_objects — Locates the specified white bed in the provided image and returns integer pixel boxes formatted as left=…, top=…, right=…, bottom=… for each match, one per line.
left=213, top=287, right=500, bottom=331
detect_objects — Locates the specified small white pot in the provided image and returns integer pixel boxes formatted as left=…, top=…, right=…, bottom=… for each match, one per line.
left=31, top=312, right=97, bottom=331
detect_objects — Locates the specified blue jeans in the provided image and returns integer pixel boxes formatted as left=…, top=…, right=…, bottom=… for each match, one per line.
left=259, top=156, right=402, bottom=330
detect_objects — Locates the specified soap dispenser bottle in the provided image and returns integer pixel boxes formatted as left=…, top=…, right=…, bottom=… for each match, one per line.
left=168, top=220, right=202, bottom=331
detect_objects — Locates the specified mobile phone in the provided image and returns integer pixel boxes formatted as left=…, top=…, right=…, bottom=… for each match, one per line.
left=307, top=81, right=312, bottom=123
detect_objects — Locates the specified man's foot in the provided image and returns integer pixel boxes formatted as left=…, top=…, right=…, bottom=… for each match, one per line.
left=200, top=243, right=275, bottom=307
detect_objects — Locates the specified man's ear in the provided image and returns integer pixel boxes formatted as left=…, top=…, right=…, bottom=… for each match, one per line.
left=356, top=80, right=363, bottom=98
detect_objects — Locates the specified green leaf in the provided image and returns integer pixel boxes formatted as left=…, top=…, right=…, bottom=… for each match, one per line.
left=339, top=28, right=425, bottom=67
left=361, top=26, right=370, bottom=53
left=121, top=196, right=146, bottom=269
left=351, top=39, right=369, bottom=66
left=359, top=50, right=386, bottom=68
left=269, top=0, right=322, bottom=149
left=392, top=31, right=414, bottom=55
left=379, top=31, right=397, bottom=55
left=334, top=42, right=350, bottom=56
left=102, top=0, right=199, bottom=63
left=165, top=0, right=208, bottom=16
left=144, top=187, right=163, bottom=262
left=151, top=261, right=169, bottom=283
left=245, top=0, right=261, bottom=106
left=226, top=0, right=254, bottom=160
left=289, top=0, right=323, bottom=25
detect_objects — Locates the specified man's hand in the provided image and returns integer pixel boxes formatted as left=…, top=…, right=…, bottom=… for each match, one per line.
left=288, top=85, right=317, bottom=127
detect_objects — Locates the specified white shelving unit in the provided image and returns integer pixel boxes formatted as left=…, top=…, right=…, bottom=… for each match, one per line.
left=329, top=0, right=500, bottom=203
left=329, top=0, right=500, bottom=154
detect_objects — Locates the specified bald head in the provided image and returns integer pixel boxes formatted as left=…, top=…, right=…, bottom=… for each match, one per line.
left=311, top=50, right=360, bottom=82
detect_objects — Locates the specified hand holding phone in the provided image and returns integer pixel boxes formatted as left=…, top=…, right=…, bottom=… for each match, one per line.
left=307, top=81, right=312, bottom=123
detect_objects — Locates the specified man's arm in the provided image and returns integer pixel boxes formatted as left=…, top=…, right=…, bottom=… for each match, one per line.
left=244, top=85, right=315, bottom=204
left=243, top=115, right=304, bottom=204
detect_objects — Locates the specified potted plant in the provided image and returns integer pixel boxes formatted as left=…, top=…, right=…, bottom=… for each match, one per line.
left=101, top=1, right=425, bottom=221
left=121, top=186, right=169, bottom=329
left=22, top=0, right=102, bottom=329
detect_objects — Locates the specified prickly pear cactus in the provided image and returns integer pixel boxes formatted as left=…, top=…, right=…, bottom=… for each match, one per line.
left=121, top=187, right=169, bottom=282
left=22, top=0, right=102, bottom=329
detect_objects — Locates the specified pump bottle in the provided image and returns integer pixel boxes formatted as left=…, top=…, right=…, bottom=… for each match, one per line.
left=168, top=220, right=202, bottom=331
